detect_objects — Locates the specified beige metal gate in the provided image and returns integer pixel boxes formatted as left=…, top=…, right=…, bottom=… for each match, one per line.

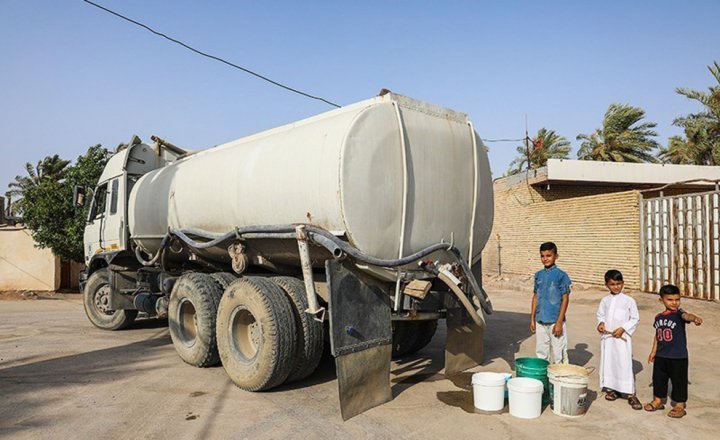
left=641, top=189, right=720, bottom=300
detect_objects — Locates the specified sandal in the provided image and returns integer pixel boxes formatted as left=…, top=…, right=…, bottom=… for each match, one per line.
left=644, top=400, right=665, bottom=412
left=668, top=407, right=686, bottom=418
left=605, top=390, right=619, bottom=401
left=628, top=395, right=642, bottom=410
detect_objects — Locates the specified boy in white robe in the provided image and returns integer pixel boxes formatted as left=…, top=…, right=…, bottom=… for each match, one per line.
left=596, top=269, right=641, bottom=409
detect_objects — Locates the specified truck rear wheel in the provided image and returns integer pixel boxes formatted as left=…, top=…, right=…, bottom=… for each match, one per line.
left=270, top=276, right=324, bottom=383
left=391, top=320, right=438, bottom=358
left=210, top=272, right=237, bottom=290
left=391, top=321, right=418, bottom=358
left=216, top=277, right=297, bottom=391
left=168, top=273, right=223, bottom=367
left=408, top=320, right=438, bottom=355
left=83, top=268, right=138, bottom=330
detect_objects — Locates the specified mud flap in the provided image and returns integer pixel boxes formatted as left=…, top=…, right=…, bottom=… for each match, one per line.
left=326, top=260, right=392, bottom=420
left=444, top=305, right=485, bottom=376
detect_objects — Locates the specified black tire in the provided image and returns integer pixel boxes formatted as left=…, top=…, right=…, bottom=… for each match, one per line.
left=210, top=272, right=238, bottom=290
left=407, top=320, right=438, bottom=355
left=270, top=276, right=324, bottom=383
left=391, top=321, right=419, bottom=358
left=83, top=268, right=138, bottom=330
left=216, top=277, right=297, bottom=391
left=168, top=273, right=223, bottom=367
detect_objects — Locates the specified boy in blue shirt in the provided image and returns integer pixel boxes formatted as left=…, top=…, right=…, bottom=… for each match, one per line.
left=644, top=284, right=704, bottom=419
left=530, top=242, right=571, bottom=364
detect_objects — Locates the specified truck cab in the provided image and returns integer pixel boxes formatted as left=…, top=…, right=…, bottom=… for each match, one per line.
left=83, top=137, right=185, bottom=270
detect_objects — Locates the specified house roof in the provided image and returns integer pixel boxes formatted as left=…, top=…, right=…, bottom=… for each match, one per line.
left=503, top=159, right=720, bottom=189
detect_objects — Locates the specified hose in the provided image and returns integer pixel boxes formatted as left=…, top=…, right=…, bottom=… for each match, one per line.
left=135, top=224, right=492, bottom=314
left=134, top=234, right=170, bottom=266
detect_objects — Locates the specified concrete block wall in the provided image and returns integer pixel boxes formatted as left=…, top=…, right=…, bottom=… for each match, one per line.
left=482, top=178, right=642, bottom=289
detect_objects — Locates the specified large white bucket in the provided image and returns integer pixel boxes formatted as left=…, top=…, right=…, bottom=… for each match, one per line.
left=508, top=377, right=544, bottom=419
left=547, top=364, right=589, bottom=418
left=472, top=372, right=506, bottom=412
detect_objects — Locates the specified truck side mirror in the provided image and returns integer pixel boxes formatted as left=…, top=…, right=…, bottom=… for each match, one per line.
left=73, top=185, right=86, bottom=209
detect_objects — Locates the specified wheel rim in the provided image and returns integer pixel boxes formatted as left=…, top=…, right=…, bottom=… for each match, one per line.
left=177, top=298, right=198, bottom=347
left=229, top=306, right=261, bottom=362
left=94, top=285, right=113, bottom=315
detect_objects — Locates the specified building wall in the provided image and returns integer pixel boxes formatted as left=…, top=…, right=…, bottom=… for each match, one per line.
left=482, top=179, right=642, bottom=289
left=0, top=227, right=60, bottom=291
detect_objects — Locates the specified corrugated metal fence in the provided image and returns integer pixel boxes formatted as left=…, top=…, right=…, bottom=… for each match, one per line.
left=641, top=188, right=719, bottom=300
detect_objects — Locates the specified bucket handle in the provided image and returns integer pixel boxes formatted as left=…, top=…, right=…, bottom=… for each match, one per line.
left=552, top=366, right=595, bottom=378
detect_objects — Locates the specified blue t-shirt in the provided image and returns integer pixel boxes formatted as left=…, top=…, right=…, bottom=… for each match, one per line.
left=653, top=308, right=688, bottom=359
left=534, top=265, right=571, bottom=324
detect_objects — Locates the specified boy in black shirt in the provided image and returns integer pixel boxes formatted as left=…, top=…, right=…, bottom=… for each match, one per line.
left=644, top=284, right=704, bottom=418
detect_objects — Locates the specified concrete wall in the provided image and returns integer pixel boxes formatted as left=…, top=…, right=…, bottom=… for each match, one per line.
left=482, top=178, right=642, bottom=289
left=0, top=227, right=60, bottom=291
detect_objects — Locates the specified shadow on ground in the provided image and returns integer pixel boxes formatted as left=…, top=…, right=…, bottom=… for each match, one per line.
left=0, top=329, right=171, bottom=434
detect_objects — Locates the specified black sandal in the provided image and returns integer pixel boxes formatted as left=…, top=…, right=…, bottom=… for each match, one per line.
left=628, top=395, right=642, bottom=410
left=644, top=400, right=665, bottom=412
left=605, top=390, right=619, bottom=401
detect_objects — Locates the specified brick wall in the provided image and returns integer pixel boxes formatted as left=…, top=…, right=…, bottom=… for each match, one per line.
left=482, top=178, right=642, bottom=289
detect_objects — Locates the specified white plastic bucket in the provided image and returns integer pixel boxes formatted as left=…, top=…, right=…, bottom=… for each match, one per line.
left=508, top=377, right=544, bottom=419
left=547, top=364, right=589, bottom=418
left=472, top=372, right=506, bottom=412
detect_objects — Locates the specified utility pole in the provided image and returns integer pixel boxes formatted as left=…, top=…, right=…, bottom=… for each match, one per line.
left=524, top=114, right=531, bottom=170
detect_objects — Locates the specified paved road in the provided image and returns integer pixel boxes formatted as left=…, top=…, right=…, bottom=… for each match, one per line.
left=1, top=287, right=718, bottom=439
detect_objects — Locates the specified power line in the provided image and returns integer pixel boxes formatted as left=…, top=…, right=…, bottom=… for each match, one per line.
left=81, top=0, right=342, bottom=108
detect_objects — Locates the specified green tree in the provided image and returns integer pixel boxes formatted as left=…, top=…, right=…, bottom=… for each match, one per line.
left=660, top=61, right=720, bottom=165
left=577, top=103, right=659, bottom=162
left=7, top=154, right=71, bottom=199
left=13, top=145, right=108, bottom=262
left=507, top=128, right=571, bottom=175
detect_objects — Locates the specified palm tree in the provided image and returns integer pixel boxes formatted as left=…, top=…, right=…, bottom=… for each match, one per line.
left=7, top=154, right=71, bottom=199
left=663, top=61, right=720, bottom=165
left=577, top=103, right=659, bottom=163
left=507, top=128, right=571, bottom=175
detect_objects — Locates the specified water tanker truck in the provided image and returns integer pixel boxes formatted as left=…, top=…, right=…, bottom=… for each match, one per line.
left=77, top=93, right=494, bottom=419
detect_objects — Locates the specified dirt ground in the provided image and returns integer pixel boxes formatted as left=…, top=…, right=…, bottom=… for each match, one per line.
left=1, top=286, right=718, bottom=440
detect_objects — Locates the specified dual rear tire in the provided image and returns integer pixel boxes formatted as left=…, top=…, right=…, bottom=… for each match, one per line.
left=168, top=273, right=324, bottom=391
left=168, top=272, right=224, bottom=367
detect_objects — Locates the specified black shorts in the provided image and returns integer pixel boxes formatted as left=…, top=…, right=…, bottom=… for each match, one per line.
left=652, top=357, right=688, bottom=403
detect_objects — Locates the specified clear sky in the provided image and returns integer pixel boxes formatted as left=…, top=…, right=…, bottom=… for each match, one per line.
left=1, top=0, right=719, bottom=192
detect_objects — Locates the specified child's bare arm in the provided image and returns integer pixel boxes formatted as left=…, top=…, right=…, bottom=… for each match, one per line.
left=681, top=311, right=703, bottom=326
left=530, top=293, right=538, bottom=332
left=648, top=336, right=657, bottom=363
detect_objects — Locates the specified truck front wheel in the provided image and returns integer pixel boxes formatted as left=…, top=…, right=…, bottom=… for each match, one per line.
left=168, top=273, right=223, bottom=367
left=216, top=277, right=297, bottom=391
left=83, top=268, right=138, bottom=330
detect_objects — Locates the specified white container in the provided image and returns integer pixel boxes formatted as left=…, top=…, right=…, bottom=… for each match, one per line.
left=508, top=377, right=544, bottom=419
left=472, top=372, right=506, bottom=412
left=127, top=93, right=494, bottom=271
left=547, top=364, right=589, bottom=418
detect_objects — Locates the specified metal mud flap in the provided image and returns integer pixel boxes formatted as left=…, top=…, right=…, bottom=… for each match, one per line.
left=444, top=305, right=485, bottom=376
left=326, top=260, right=392, bottom=420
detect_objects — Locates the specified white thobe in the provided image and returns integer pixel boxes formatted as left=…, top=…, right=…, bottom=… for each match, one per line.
left=596, top=292, right=640, bottom=394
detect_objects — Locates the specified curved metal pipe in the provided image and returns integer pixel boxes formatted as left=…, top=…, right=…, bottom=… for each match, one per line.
left=437, top=269, right=485, bottom=328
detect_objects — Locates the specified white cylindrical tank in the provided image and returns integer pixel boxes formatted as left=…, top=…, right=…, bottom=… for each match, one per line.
left=128, top=93, right=493, bottom=265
